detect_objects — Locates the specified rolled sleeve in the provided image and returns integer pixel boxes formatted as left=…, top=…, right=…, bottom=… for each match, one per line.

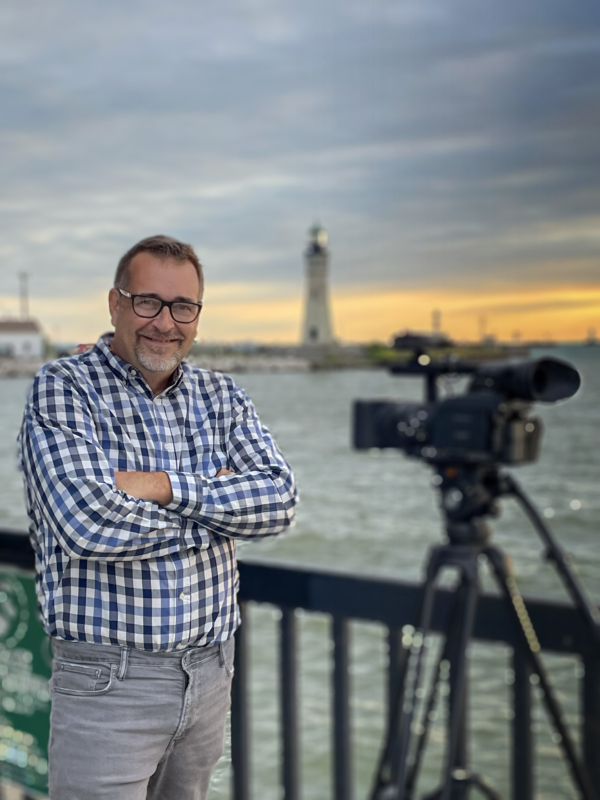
left=165, top=470, right=206, bottom=517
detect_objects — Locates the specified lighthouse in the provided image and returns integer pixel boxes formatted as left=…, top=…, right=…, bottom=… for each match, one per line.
left=301, top=223, right=334, bottom=346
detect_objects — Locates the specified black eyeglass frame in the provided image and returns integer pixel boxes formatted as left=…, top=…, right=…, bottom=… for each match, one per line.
left=118, top=289, right=203, bottom=323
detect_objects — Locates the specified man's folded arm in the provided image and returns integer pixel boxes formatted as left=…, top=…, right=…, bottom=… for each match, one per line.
left=163, top=386, right=298, bottom=539
left=19, top=371, right=207, bottom=561
left=114, top=470, right=174, bottom=505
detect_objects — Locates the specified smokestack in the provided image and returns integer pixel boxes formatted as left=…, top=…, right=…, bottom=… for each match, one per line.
left=19, top=272, right=29, bottom=319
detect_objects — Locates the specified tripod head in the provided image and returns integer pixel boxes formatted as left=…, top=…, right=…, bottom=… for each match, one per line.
left=433, top=463, right=507, bottom=546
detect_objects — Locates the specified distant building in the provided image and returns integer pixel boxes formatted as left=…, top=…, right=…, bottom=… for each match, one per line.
left=0, top=319, right=44, bottom=358
left=301, top=223, right=335, bottom=346
left=393, top=330, right=453, bottom=351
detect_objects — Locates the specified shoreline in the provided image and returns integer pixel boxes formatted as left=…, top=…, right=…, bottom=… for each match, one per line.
left=0, top=342, right=586, bottom=380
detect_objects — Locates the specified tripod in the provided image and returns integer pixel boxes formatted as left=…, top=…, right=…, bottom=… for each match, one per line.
left=370, top=464, right=600, bottom=800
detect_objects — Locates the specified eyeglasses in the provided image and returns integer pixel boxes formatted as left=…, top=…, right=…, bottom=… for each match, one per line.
left=118, top=289, right=202, bottom=324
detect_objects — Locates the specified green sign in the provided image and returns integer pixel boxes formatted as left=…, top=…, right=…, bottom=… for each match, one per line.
left=0, top=569, right=50, bottom=796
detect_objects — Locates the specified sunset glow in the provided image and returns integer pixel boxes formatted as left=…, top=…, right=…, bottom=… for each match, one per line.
left=4, top=281, right=598, bottom=347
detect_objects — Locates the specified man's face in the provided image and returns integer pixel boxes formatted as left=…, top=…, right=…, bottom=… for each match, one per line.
left=109, top=252, right=202, bottom=382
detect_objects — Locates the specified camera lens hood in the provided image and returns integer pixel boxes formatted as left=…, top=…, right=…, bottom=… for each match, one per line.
left=472, top=357, right=580, bottom=402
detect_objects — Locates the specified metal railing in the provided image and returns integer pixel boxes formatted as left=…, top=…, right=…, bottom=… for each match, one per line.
left=232, top=558, right=600, bottom=800
left=0, top=530, right=598, bottom=800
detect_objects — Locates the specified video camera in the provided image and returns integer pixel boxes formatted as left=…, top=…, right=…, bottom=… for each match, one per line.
left=359, top=356, right=598, bottom=800
left=353, top=357, right=580, bottom=466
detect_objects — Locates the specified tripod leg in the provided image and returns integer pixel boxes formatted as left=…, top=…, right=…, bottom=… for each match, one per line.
left=405, top=579, right=475, bottom=799
left=508, top=476, right=600, bottom=646
left=486, top=545, right=599, bottom=800
left=440, top=569, right=480, bottom=800
left=394, top=564, right=441, bottom=793
left=370, top=549, right=443, bottom=800
left=468, top=773, right=503, bottom=800
left=411, top=551, right=484, bottom=800
left=403, top=645, right=445, bottom=799
left=375, top=636, right=411, bottom=792
left=422, top=771, right=503, bottom=800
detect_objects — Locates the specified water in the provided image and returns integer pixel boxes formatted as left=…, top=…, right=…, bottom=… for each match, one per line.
left=1, top=346, right=598, bottom=798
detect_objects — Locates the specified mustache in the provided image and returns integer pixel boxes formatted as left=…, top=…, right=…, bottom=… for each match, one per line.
left=138, top=327, right=185, bottom=342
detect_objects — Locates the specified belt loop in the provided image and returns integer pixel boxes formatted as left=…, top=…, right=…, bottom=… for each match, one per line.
left=117, top=647, right=129, bottom=681
left=219, top=643, right=225, bottom=667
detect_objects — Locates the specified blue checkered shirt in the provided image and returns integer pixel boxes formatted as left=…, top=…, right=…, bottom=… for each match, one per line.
left=18, top=334, right=297, bottom=651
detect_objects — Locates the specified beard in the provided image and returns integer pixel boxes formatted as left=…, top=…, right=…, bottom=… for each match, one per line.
left=134, top=328, right=185, bottom=373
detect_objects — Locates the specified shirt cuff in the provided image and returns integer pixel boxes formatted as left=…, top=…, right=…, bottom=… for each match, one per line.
left=165, top=471, right=206, bottom=518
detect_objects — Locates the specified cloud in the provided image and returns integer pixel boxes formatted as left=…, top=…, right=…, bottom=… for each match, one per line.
left=0, top=0, right=599, bottom=340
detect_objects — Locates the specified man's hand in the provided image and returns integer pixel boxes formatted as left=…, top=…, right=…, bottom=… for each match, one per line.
left=215, top=468, right=234, bottom=478
left=115, top=471, right=173, bottom=505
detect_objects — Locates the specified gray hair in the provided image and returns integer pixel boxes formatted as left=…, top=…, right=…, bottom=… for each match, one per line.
left=114, top=235, right=203, bottom=291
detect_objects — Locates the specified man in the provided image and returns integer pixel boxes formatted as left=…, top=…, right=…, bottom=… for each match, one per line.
left=18, top=235, right=297, bottom=800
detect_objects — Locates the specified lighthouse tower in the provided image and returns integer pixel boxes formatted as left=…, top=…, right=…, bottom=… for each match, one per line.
left=301, top=223, right=334, bottom=346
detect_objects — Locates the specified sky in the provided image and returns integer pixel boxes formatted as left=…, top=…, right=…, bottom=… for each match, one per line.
left=0, top=0, right=599, bottom=344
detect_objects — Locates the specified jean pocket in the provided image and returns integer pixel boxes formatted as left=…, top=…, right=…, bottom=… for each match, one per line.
left=53, top=660, right=116, bottom=696
left=222, top=638, right=235, bottom=677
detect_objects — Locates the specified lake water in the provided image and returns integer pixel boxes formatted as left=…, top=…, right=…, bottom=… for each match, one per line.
left=1, top=346, right=598, bottom=799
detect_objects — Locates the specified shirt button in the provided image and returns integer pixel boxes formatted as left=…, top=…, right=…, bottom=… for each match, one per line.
left=165, top=443, right=172, bottom=450
left=180, top=592, right=185, bottom=600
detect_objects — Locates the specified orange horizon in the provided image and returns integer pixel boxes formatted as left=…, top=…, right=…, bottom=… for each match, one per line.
left=1, top=281, right=598, bottom=345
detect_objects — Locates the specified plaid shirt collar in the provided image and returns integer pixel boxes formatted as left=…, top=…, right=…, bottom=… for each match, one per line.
left=94, top=332, right=186, bottom=397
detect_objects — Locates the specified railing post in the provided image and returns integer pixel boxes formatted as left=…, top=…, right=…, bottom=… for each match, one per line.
left=582, top=654, right=600, bottom=795
left=280, top=606, right=300, bottom=800
left=232, top=602, right=251, bottom=800
left=332, top=615, right=352, bottom=800
left=387, top=627, right=402, bottom=719
left=512, top=647, right=534, bottom=800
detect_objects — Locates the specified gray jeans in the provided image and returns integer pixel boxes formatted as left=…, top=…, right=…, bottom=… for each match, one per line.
left=49, top=637, right=235, bottom=800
